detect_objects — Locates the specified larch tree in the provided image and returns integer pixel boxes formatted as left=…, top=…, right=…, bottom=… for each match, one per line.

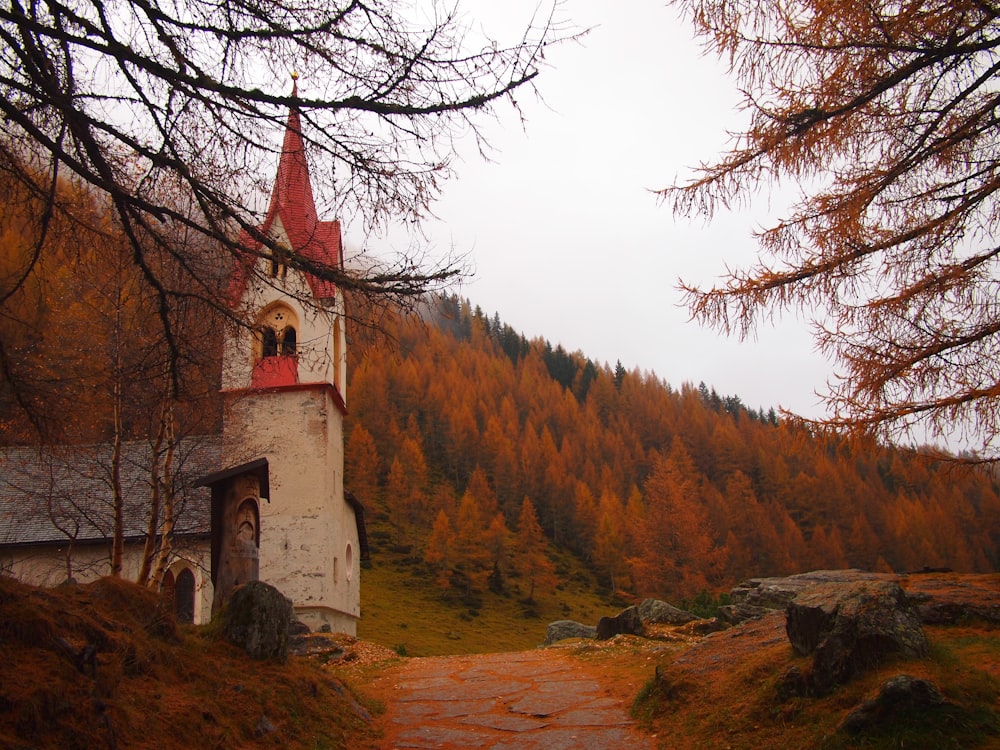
left=346, top=422, right=381, bottom=506
left=513, top=496, right=556, bottom=603
left=451, top=489, right=491, bottom=595
left=592, top=489, right=627, bottom=594
left=665, top=0, right=1000, bottom=459
left=424, top=508, right=456, bottom=590
left=631, top=438, right=716, bottom=599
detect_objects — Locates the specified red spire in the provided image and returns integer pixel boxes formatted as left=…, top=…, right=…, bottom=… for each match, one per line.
left=228, top=75, right=343, bottom=302
left=268, top=74, right=319, bottom=241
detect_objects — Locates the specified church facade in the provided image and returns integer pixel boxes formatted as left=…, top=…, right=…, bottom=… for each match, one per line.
left=0, top=85, right=366, bottom=634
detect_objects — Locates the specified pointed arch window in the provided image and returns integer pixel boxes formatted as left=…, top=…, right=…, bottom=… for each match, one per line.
left=252, top=302, right=300, bottom=387
left=261, top=327, right=279, bottom=358
left=280, top=326, right=297, bottom=356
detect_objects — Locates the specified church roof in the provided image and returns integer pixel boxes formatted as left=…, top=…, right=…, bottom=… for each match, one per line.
left=228, top=80, right=343, bottom=302
left=0, top=437, right=371, bottom=561
left=0, top=438, right=220, bottom=548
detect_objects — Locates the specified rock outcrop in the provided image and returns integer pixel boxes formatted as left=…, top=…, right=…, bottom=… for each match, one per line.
left=638, top=598, right=699, bottom=626
left=785, top=580, right=928, bottom=694
left=732, top=569, right=1000, bottom=625
left=731, top=570, right=883, bottom=609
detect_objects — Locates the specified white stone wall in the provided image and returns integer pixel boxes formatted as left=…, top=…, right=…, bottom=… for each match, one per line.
left=0, top=540, right=214, bottom=624
left=222, top=378, right=358, bottom=634
left=221, top=227, right=357, bottom=634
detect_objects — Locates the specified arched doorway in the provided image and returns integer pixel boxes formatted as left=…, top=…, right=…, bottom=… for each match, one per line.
left=174, top=568, right=196, bottom=624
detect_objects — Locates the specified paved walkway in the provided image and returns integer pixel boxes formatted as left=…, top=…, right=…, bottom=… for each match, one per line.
left=369, top=649, right=657, bottom=750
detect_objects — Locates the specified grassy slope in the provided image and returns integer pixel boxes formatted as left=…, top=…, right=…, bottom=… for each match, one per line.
left=356, top=518, right=622, bottom=656
left=632, top=617, right=1000, bottom=749
left=0, top=575, right=381, bottom=750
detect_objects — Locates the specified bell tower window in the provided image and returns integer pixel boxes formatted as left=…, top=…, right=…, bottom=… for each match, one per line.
left=252, top=302, right=300, bottom=387
left=261, top=327, right=279, bottom=358
left=280, top=326, right=297, bottom=356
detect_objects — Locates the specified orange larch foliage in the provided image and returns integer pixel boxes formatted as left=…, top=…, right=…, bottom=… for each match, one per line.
left=344, top=295, right=1000, bottom=602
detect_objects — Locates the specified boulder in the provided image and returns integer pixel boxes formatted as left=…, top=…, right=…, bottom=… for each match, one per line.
left=786, top=580, right=928, bottom=694
left=543, top=620, right=596, bottom=645
left=638, top=598, right=699, bottom=626
left=596, top=605, right=643, bottom=640
left=222, top=581, right=295, bottom=662
left=840, top=674, right=947, bottom=735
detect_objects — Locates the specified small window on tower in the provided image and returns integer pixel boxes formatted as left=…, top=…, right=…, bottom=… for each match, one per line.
left=280, top=326, right=297, bottom=356
left=261, top=327, right=278, bottom=357
left=269, top=247, right=290, bottom=278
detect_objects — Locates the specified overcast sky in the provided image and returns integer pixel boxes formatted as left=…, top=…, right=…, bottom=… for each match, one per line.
left=358, top=1, right=834, bottom=419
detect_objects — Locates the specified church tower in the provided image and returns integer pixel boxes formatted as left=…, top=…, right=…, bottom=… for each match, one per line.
left=220, top=79, right=362, bottom=634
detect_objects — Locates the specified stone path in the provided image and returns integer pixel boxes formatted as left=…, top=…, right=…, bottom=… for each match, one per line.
left=369, top=649, right=657, bottom=750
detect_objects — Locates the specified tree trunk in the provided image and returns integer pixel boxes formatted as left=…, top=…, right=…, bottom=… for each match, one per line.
left=150, top=400, right=177, bottom=589
left=110, top=371, right=124, bottom=577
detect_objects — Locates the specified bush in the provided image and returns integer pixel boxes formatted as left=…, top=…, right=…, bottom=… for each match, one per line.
left=677, top=590, right=731, bottom=619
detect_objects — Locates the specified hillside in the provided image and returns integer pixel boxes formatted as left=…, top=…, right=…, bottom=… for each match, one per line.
left=345, top=294, right=1000, bottom=629
left=0, top=575, right=381, bottom=750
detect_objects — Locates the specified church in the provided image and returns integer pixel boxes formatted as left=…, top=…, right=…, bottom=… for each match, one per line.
left=0, top=82, right=367, bottom=634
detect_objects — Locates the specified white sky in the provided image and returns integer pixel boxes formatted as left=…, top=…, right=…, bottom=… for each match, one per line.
left=360, top=1, right=834, bottom=419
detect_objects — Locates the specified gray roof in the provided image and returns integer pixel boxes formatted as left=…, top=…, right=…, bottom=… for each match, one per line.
left=0, top=437, right=222, bottom=548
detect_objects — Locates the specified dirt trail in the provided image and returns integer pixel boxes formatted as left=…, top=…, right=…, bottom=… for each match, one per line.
left=367, top=649, right=658, bottom=750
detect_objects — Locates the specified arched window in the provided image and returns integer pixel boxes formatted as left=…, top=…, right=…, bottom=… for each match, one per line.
left=280, top=326, right=297, bottom=356
left=175, top=569, right=196, bottom=624
left=252, top=303, right=300, bottom=387
left=161, top=569, right=175, bottom=603
left=261, top=327, right=278, bottom=357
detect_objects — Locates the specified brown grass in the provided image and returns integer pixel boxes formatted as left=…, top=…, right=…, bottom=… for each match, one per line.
left=631, top=611, right=1000, bottom=749
left=0, top=575, right=380, bottom=750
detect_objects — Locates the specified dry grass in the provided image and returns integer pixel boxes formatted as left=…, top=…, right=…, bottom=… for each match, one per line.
left=631, top=612, right=1000, bottom=749
left=0, top=575, right=380, bottom=750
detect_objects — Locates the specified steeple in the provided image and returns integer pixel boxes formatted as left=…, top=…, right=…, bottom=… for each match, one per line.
left=228, top=76, right=342, bottom=302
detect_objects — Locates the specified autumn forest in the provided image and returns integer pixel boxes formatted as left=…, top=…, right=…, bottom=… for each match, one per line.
left=346, top=296, right=1000, bottom=602
left=2, top=164, right=999, bottom=605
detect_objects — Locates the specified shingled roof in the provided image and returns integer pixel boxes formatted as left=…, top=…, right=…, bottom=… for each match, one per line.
left=0, top=438, right=221, bottom=548
left=228, top=80, right=344, bottom=303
